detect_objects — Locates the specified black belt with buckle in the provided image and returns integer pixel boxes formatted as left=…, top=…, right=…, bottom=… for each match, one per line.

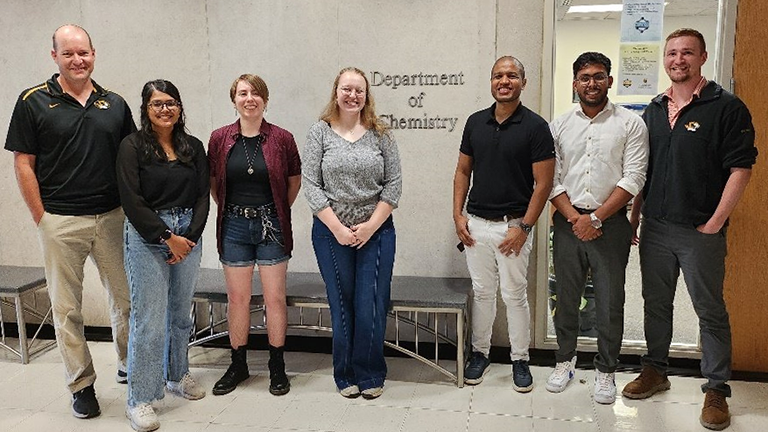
left=484, top=212, right=526, bottom=222
left=573, top=207, right=627, bottom=216
left=225, top=203, right=276, bottom=219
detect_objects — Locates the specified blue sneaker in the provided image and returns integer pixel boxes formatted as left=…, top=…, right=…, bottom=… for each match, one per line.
left=464, top=352, right=491, bottom=385
left=512, top=360, right=533, bottom=393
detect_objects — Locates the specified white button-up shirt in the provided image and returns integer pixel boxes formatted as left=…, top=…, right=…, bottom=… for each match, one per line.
left=549, top=101, right=649, bottom=210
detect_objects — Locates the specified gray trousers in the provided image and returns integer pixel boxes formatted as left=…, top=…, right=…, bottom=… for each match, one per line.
left=552, top=211, right=631, bottom=372
left=639, top=217, right=731, bottom=396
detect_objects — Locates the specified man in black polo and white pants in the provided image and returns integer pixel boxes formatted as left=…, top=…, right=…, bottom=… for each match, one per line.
left=546, top=52, right=648, bottom=404
left=453, top=56, right=554, bottom=392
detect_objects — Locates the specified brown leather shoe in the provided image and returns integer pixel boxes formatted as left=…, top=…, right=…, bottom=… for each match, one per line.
left=621, top=366, right=671, bottom=399
left=700, top=389, right=730, bottom=430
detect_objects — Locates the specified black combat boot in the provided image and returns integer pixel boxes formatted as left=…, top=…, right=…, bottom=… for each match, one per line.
left=212, top=346, right=249, bottom=395
left=268, top=345, right=290, bottom=396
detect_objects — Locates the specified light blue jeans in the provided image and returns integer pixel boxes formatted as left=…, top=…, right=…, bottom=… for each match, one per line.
left=124, top=208, right=202, bottom=406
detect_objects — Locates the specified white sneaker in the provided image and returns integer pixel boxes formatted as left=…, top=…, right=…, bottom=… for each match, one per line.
left=126, top=403, right=159, bottom=432
left=339, top=385, right=360, bottom=398
left=167, top=372, right=206, bottom=400
left=546, top=356, right=576, bottom=393
left=594, top=371, right=617, bottom=404
left=361, top=386, right=384, bottom=400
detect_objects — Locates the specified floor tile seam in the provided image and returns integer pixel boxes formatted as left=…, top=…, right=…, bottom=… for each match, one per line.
left=466, top=410, right=597, bottom=423
left=0, top=406, right=36, bottom=429
left=396, top=406, right=412, bottom=432
left=400, top=405, right=472, bottom=415
left=207, top=393, right=283, bottom=428
left=270, top=394, right=350, bottom=430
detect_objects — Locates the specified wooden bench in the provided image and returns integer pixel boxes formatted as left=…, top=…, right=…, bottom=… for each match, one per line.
left=0, top=266, right=56, bottom=363
left=190, top=269, right=471, bottom=387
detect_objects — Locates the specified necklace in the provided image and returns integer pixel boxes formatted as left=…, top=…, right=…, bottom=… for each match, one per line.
left=241, top=135, right=261, bottom=175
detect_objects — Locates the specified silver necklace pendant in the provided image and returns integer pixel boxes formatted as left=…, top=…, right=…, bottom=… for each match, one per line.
left=241, top=135, right=260, bottom=175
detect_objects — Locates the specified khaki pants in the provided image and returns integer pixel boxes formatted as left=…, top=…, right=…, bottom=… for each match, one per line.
left=37, top=207, right=130, bottom=393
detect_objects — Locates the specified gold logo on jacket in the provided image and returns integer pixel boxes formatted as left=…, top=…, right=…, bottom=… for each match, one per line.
left=684, top=121, right=700, bottom=132
left=94, top=99, right=110, bottom=110
left=48, top=103, right=60, bottom=109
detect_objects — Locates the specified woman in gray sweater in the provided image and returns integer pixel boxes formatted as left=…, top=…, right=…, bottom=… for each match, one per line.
left=303, top=67, right=402, bottom=399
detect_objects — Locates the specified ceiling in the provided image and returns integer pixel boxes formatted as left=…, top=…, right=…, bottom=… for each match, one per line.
left=557, top=0, right=719, bottom=21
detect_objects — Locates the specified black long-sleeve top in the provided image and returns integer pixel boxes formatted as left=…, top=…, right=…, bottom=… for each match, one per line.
left=117, top=132, right=210, bottom=243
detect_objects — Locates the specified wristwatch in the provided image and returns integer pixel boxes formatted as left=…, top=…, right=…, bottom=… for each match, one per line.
left=519, top=222, right=533, bottom=234
left=589, top=213, right=603, bottom=229
left=159, top=229, right=172, bottom=244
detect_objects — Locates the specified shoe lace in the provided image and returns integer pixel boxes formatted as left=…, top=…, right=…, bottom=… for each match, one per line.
left=470, top=352, right=486, bottom=367
left=705, top=391, right=727, bottom=410
left=552, top=361, right=572, bottom=379
left=135, top=404, right=155, bottom=418
left=513, top=361, right=530, bottom=376
left=596, top=373, right=615, bottom=392
left=178, top=372, right=195, bottom=388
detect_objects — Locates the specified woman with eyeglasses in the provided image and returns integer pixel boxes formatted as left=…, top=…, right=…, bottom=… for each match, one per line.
left=117, top=79, right=209, bottom=432
left=207, top=74, right=301, bottom=397
left=303, top=67, right=402, bottom=399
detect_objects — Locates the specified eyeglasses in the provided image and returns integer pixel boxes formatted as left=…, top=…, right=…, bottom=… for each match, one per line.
left=148, top=100, right=181, bottom=111
left=339, top=87, right=365, bottom=96
left=576, top=74, right=608, bottom=85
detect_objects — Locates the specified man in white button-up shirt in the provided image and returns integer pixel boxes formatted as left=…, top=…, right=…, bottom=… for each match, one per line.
left=545, top=52, right=649, bottom=405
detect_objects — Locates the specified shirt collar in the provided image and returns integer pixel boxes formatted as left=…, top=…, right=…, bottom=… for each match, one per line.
left=47, top=74, right=107, bottom=97
left=662, top=76, right=708, bottom=100
left=229, top=119, right=272, bottom=140
left=486, top=102, right=525, bottom=126
left=575, top=100, right=614, bottom=119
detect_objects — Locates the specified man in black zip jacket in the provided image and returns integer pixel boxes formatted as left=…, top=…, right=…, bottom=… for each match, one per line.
left=622, top=28, right=757, bottom=431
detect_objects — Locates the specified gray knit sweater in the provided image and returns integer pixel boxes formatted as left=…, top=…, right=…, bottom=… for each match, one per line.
left=302, top=121, right=402, bottom=226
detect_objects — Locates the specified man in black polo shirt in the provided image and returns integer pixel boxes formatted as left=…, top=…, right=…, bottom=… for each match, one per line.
left=4, top=24, right=135, bottom=419
left=453, top=56, right=554, bottom=391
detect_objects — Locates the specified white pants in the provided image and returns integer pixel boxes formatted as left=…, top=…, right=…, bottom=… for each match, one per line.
left=465, top=214, right=533, bottom=361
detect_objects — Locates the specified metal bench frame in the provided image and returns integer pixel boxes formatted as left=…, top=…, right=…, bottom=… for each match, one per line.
left=189, top=270, right=469, bottom=387
left=0, top=266, right=57, bottom=364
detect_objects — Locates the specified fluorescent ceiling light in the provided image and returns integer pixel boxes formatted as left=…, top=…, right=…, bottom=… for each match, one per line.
left=567, top=2, right=668, bottom=14
left=567, top=4, right=624, bottom=13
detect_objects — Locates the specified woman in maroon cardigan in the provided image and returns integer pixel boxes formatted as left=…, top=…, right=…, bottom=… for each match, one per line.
left=207, top=74, right=301, bottom=396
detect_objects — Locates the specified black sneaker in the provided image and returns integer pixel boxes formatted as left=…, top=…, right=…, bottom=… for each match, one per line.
left=512, top=360, right=533, bottom=393
left=116, top=369, right=128, bottom=384
left=464, top=352, right=491, bottom=385
left=72, top=384, right=101, bottom=419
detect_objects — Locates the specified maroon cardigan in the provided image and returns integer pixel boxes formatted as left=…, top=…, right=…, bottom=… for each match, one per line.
left=207, top=120, right=301, bottom=255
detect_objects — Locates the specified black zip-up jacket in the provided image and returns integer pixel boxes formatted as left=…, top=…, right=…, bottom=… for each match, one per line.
left=641, top=81, right=757, bottom=226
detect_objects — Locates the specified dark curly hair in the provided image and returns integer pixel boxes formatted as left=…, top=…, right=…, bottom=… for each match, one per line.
left=137, top=79, right=194, bottom=164
left=572, top=52, right=611, bottom=78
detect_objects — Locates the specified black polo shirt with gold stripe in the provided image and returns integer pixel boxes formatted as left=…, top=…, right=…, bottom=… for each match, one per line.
left=5, top=74, right=136, bottom=215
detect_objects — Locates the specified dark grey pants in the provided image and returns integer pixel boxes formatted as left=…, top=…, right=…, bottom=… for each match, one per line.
left=639, top=217, right=731, bottom=396
left=552, top=211, right=632, bottom=372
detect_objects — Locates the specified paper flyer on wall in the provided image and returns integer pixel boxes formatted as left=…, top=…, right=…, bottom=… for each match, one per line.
left=620, top=0, right=665, bottom=42
left=617, top=44, right=660, bottom=96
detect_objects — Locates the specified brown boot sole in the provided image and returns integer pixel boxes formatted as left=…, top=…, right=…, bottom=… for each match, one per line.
left=621, top=380, right=671, bottom=399
left=700, top=415, right=730, bottom=431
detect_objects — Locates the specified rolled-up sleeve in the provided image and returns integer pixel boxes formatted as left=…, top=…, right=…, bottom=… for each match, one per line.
left=379, top=132, right=402, bottom=208
left=302, top=122, right=331, bottom=214
left=549, top=120, right=567, bottom=200
left=617, top=115, right=649, bottom=196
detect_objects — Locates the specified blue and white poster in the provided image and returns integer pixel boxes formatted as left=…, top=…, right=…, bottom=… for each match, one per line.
left=620, top=0, right=665, bottom=42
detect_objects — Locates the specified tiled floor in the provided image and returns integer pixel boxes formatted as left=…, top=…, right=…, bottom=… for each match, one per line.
left=1, top=341, right=767, bottom=431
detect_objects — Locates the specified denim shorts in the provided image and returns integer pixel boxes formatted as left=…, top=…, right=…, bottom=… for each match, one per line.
left=220, top=208, right=290, bottom=267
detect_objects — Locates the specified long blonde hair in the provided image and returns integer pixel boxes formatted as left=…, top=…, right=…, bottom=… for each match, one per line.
left=319, top=67, right=388, bottom=136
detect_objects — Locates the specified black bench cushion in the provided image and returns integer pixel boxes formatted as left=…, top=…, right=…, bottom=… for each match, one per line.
left=194, top=269, right=470, bottom=311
